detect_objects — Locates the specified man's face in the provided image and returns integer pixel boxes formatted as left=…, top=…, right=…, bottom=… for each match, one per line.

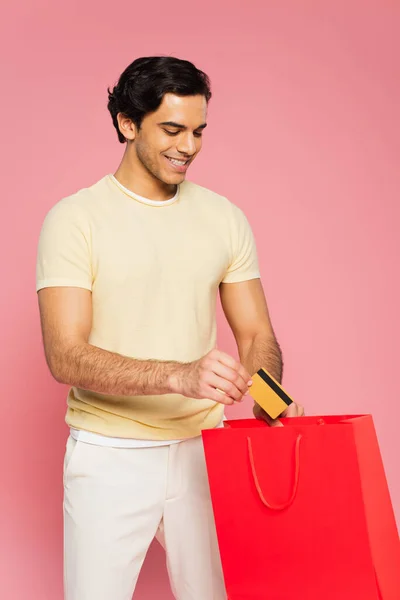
left=132, top=93, right=207, bottom=185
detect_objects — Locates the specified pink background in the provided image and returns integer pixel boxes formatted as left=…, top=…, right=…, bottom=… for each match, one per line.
left=1, top=1, right=399, bottom=598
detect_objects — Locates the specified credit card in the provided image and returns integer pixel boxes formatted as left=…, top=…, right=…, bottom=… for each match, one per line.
left=249, top=368, right=294, bottom=419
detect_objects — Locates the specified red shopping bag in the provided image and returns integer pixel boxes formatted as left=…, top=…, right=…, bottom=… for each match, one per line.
left=202, top=415, right=400, bottom=600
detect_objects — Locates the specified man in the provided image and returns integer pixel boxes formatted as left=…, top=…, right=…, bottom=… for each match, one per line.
left=36, top=56, right=304, bottom=600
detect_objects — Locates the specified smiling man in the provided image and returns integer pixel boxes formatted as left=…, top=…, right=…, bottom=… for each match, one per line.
left=36, top=56, right=303, bottom=600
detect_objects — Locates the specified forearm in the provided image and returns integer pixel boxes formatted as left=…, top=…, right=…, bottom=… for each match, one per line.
left=238, top=333, right=283, bottom=383
left=50, top=342, right=184, bottom=396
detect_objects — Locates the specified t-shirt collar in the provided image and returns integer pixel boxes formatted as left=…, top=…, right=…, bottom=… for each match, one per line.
left=109, top=174, right=180, bottom=207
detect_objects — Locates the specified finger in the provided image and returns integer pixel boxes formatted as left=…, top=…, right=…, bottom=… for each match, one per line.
left=281, top=403, right=298, bottom=418
left=262, top=412, right=284, bottom=427
left=269, top=418, right=284, bottom=428
left=253, top=403, right=264, bottom=420
left=207, top=374, right=243, bottom=402
left=236, top=362, right=253, bottom=387
left=214, top=350, right=252, bottom=383
left=211, top=362, right=249, bottom=395
left=253, top=405, right=284, bottom=427
left=205, top=385, right=235, bottom=405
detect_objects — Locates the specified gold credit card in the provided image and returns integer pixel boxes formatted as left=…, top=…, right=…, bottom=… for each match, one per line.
left=248, top=368, right=294, bottom=419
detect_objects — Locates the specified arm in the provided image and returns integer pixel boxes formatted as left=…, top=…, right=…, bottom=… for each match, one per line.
left=220, top=278, right=282, bottom=378
left=220, top=279, right=304, bottom=421
left=38, top=286, right=183, bottom=396
left=38, top=286, right=251, bottom=404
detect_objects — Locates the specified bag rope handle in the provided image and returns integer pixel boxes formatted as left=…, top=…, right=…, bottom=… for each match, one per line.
left=247, top=434, right=302, bottom=511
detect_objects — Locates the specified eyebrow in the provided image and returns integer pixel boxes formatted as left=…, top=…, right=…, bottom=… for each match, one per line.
left=158, top=121, right=208, bottom=130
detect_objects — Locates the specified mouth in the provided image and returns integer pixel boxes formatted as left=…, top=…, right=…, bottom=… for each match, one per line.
left=164, top=155, right=191, bottom=173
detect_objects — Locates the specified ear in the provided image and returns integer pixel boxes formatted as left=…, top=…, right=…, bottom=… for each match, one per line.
left=116, top=113, right=137, bottom=142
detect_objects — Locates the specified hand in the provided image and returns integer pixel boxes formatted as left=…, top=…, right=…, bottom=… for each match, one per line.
left=253, top=401, right=305, bottom=427
left=170, top=349, right=253, bottom=405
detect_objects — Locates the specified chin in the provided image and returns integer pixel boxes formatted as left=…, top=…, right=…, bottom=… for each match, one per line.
left=163, top=172, right=187, bottom=185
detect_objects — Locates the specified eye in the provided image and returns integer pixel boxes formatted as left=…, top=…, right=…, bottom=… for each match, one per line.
left=163, top=129, right=180, bottom=136
left=194, top=131, right=203, bottom=138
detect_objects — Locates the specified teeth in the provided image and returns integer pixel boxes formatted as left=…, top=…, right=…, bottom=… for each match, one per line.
left=167, top=157, right=187, bottom=166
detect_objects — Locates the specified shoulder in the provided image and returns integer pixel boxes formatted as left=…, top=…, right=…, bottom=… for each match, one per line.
left=42, top=176, right=109, bottom=223
left=181, top=181, right=253, bottom=236
left=181, top=180, right=244, bottom=215
left=181, top=180, right=227, bottom=204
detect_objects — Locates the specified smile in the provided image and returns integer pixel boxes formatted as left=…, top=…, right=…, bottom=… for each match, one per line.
left=165, top=156, right=190, bottom=166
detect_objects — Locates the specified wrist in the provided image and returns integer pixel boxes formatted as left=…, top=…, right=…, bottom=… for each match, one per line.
left=165, top=362, right=189, bottom=395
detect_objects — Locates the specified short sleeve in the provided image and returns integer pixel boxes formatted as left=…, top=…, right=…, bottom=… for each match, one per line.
left=222, top=204, right=260, bottom=284
left=36, top=200, right=93, bottom=292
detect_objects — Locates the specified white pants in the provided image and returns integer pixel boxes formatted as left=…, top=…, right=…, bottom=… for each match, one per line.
left=63, top=435, right=226, bottom=600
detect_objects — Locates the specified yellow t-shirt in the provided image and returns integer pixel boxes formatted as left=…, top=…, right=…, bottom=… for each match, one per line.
left=36, top=175, right=260, bottom=440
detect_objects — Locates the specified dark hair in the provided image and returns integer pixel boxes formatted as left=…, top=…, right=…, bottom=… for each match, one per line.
left=107, top=56, right=212, bottom=143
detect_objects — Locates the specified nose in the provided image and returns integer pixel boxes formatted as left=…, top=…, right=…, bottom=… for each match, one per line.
left=176, top=132, right=197, bottom=156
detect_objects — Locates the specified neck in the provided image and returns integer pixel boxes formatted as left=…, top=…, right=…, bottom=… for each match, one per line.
left=114, top=144, right=177, bottom=201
